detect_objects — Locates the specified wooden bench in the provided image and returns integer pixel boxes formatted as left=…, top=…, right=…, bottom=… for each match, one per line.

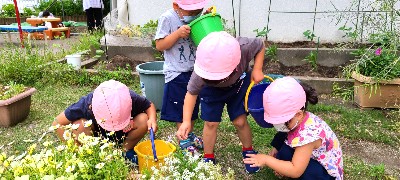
left=43, top=27, right=71, bottom=40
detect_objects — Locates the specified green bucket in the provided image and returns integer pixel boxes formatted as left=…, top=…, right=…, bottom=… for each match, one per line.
left=188, top=13, right=223, bottom=46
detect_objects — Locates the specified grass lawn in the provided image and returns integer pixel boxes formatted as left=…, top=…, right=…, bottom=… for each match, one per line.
left=0, top=78, right=399, bottom=179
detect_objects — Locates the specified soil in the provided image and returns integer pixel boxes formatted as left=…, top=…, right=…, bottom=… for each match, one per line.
left=94, top=55, right=146, bottom=72
left=262, top=60, right=344, bottom=78
left=264, top=40, right=365, bottom=49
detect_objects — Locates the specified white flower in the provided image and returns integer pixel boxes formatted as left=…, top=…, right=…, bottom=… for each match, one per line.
left=71, top=124, right=80, bottom=130
left=95, top=163, right=105, bottom=169
left=45, top=150, right=54, bottom=157
left=15, top=175, right=29, bottom=180
left=64, top=124, right=72, bottom=130
left=65, top=165, right=75, bottom=173
left=55, top=176, right=66, bottom=180
left=56, top=162, right=63, bottom=169
left=56, top=145, right=66, bottom=152
left=43, top=175, right=55, bottom=180
left=107, top=131, right=115, bottom=136
left=48, top=124, right=60, bottom=132
left=84, top=120, right=92, bottom=127
left=104, top=154, right=112, bottom=161
left=63, top=130, right=72, bottom=140
left=43, top=141, right=52, bottom=147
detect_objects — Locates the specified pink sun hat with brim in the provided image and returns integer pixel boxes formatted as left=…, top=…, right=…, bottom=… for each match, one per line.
left=263, top=77, right=306, bottom=124
left=194, top=31, right=241, bottom=80
left=92, top=80, right=132, bottom=131
left=175, top=0, right=209, bottom=10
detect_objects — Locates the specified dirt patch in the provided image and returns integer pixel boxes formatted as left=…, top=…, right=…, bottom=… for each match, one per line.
left=94, top=55, right=146, bottom=71
left=263, top=60, right=343, bottom=78
left=340, top=138, right=400, bottom=176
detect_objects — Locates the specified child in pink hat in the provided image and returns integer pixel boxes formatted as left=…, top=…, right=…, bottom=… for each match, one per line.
left=243, top=77, right=343, bottom=179
left=176, top=31, right=266, bottom=173
left=155, top=0, right=209, bottom=155
left=52, top=80, right=158, bottom=165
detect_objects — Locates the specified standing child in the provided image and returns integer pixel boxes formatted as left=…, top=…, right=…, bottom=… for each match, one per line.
left=155, top=0, right=209, bottom=154
left=176, top=31, right=265, bottom=174
left=243, top=77, right=343, bottom=179
left=51, top=80, right=158, bottom=164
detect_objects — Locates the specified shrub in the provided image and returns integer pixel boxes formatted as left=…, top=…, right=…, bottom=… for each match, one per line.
left=1, top=4, right=15, bottom=17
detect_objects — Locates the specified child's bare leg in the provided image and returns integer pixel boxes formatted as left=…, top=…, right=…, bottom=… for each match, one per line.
left=123, top=113, right=149, bottom=151
left=232, top=114, right=253, bottom=148
left=203, top=121, right=219, bottom=154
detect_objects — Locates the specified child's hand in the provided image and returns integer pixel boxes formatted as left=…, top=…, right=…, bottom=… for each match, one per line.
left=147, top=118, right=158, bottom=133
left=243, top=153, right=268, bottom=167
left=176, top=122, right=191, bottom=140
left=176, top=25, right=191, bottom=38
left=268, top=147, right=278, bottom=157
left=251, top=70, right=264, bottom=84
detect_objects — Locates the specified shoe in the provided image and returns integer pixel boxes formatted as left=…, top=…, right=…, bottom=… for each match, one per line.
left=203, top=157, right=216, bottom=164
left=180, top=139, right=200, bottom=156
left=124, top=149, right=138, bottom=165
left=189, top=132, right=204, bottom=150
left=242, top=150, right=260, bottom=174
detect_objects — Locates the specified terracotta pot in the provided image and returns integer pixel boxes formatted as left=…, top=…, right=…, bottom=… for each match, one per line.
left=352, top=72, right=400, bottom=108
left=0, top=88, right=37, bottom=127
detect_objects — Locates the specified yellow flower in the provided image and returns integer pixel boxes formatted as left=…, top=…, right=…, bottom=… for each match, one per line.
left=86, top=148, right=93, bottom=155
left=291, top=137, right=300, bottom=146
left=107, top=131, right=115, bottom=136
left=84, top=120, right=92, bottom=127
left=28, top=144, right=37, bottom=155
left=13, top=166, right=23, bottom=176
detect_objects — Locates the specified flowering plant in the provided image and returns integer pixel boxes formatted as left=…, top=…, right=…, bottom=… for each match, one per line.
left=140, top=149, right=234, bottom=180
left=0, top=122, right=129, bottom=179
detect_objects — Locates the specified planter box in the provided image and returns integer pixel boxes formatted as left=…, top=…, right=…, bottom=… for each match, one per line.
left=352, top=72, right=400, bottom=108
left=0, top=88, right=37, bottom=127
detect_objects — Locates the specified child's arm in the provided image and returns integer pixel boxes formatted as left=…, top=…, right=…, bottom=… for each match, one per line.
left=145, top=103, right=158, bottom=133
left=251, top=41, right=265, bottom=84
left=155, top=25, right=191, bottom=51
left=244, top=139, right=321, bottom=178
left=176, top=92, right=197, bottom=140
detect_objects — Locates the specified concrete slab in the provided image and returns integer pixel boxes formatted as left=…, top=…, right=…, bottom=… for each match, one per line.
left=292, top=76, right=354, bottom=94
left=277, top=48, right=356, bottom=67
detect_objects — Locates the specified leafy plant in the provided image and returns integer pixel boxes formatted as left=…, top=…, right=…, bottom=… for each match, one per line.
left=0, top=82, right=26, bottom=100
left=22, top=7, right=34, bottom=17
left=265, top=44, right=278, bottom=61
left=303, top=30, right=316, bottom=41
left=253, top=27, right=270, bottom=38
left=338, top=26, right=357, bottom=40
left=1, top=4, right=15, bottom=17
left=0, top=123, right=129, bottom=179
left=332, top=82, right=354, bottom=101
left=35, top=0, right=84, bottom=16
left=304, top=51, right=318, bottom=70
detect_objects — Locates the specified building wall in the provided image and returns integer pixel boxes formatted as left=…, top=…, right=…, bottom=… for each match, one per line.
left=115, top=0, right=395, bottom=43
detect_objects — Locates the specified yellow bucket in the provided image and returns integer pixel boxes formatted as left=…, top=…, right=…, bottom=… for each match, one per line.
left=134, top=140, right=176, bottom=173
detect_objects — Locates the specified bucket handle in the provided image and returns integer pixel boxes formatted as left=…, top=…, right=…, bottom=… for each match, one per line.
left=150, top=128, right=158, bottom=162
left=244, top=75, right=274, bottom=112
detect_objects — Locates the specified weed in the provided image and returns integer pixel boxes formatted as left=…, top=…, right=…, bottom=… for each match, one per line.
left=253, top=27, right=270, bottom=38
left=265, top=44, right=278, bottom=61
left=332, top=82, right=354, bottom=101
left=304, top=51, right=318, bottom=70
left=303, top=30, right=316, bottom=41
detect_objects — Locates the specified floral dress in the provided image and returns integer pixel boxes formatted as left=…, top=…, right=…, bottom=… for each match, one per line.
left=285, top=112, right=344, bottom=180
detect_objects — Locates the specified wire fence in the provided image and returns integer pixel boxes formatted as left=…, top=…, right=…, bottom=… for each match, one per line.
left=263, top=0, right=399, bottom=42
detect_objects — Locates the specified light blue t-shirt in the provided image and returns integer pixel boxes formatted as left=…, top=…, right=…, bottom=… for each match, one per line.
left=155, top=9, right=197, bottom=83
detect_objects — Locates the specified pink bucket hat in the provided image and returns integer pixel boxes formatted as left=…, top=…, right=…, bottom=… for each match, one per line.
left=92, top=80, right=132, bottom=131
left=263, top=77, right=306, bottom=124
left=175, top=0, right=209, bottom=10
left=194, top=31, right=241, bottom=80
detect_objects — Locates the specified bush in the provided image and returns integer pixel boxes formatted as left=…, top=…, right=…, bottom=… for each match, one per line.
left=22, top=7, right=34, bottom=17
left=35, top=0, right=84, bottom=17
left=1, top=4, right=15, bottom=17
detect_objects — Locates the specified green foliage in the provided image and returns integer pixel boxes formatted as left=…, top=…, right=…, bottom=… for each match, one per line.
left=332, top=82, right=354, bottom=101
left=338, top=26, right=357, bottom=40
left=253, top=27, right=270, bottom=38
left=1, top=4, right=15, bottom=17
left=303, top=30, right=316, bottom=41
left=266, top=44, right=278, bottom=61
left=35, top=0, right=84, bottom=16
left=304, top=51, right=318, bottom=70
left=0, top=82, right=26, bottom=100
left=22, top=7, right=34, bottom=17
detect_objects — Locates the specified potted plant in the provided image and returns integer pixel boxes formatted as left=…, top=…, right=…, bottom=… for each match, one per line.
left=0, top=82, right=37, bottom=127
left=344, top=32, right=400, bottom=108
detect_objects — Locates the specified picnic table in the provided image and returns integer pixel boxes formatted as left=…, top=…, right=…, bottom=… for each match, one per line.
left=26, top=17, right=71, bottom=40
left=0, top=25, right=48, bottom=42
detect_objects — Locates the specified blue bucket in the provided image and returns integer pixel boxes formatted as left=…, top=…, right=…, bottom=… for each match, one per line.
left=247, top=83, right=273, bottom=128
left=245, top=74, right=285, bottom=128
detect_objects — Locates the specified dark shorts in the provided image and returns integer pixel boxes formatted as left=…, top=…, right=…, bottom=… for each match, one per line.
left=272, top=133, right=336, bottom=180
left=161, top=72, right=200, bottom=122
left=199, top=72, right=250, bottom=122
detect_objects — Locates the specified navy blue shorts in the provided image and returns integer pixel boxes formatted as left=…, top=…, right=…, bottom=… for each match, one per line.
left=199, top=72, right=250, bottom=122
left=272, top=133, right=335, bottom=180
left=161, top=72, right=200, bottom=122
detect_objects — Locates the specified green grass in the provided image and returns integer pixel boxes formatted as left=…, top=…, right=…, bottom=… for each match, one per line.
left=0, top=81, right=399, bottom=179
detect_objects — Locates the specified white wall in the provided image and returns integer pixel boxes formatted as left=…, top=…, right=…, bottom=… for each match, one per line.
left=115, top=0, right=390, bottom=43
